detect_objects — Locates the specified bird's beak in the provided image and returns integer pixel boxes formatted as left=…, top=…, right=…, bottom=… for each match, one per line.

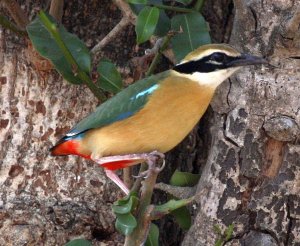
left=228, top=54, right=268, bottom=67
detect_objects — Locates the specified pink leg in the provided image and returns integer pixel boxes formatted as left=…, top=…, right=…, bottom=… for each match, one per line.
left=92, top=151, right=165, bottom=194
left=96, top=151, right=165, bottom=166
left=105, top=169, right=130, bottom=195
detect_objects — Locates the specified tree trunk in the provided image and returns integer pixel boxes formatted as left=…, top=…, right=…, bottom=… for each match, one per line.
left=183, top=0, right=300, bottom=245
left=1, top=0, right=299, bottom=245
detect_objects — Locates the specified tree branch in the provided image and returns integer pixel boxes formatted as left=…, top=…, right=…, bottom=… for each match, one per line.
left=91, top=0, right=136, bottom=54
left=125, top=160, right=162, bottom=245
left=113, top=0, right=136, bottom=24
left=123, top=167, right=133, bottom=189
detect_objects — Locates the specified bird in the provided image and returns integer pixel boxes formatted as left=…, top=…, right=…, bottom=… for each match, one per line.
left=50, top=44, right=266, bottom=194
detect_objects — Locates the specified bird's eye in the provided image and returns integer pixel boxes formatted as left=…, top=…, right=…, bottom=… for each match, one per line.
left=209, top=53, right=226, bottom=63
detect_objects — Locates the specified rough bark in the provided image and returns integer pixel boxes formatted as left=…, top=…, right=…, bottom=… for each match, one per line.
left=183, top=0, right=300, bottom=245
left=0, top=1, right=128, bottom=245
left=0, top=44, right=126, bottom=245
left=1, top=0, right=299, bottom=245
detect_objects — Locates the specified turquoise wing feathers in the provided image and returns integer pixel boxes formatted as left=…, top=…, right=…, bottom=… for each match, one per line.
left=67, top=71, right=170, bottom=136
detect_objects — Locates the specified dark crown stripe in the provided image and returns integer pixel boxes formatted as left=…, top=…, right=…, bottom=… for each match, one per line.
left=173, top=52, right=238, bottom=74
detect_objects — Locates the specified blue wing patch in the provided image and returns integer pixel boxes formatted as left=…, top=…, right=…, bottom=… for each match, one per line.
left=113, top=111, right=134, bottom=121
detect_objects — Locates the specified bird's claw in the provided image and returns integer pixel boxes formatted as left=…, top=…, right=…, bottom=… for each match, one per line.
left=148, top=150, right=165, bottom=161
left=132, top=151, right=165, bottom=179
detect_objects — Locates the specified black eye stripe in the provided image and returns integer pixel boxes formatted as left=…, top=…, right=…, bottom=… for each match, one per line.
left=173, top=52, right=238, bottom=74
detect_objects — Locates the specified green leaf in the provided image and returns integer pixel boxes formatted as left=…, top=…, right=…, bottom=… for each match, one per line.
left=27, top=13, right=91, bottom=84
left=171, top=206, right=191, bottom=230
left=130, top=0, right=170, bottom=37
left=170, top=170, right=200, bottom=187
left=130, top=0, right=157, bottom=14
left=214, top=239, right=223, bottom=246
left=168, top=171, right=198, bottom=230
left=171, top=12, right=211, bottom=62
left=136, top=6, right=160, bottom=44
left=115, top=194, right=131, bottom=206
left=145, top=223, right=159, bottom=246
left=112, top=196, right=139, bottom=214
left=97, top=59, right=123, bottom=94
left=155, top=10, right=170, bottom=37
left=128, top=0, right=147, bottom=3
left=64, top=239, right=92, bottom=246
left=114, top=192, right=138, bottom=206
left=225, top=224, right=234, bottom=240
left=213, top=224, right=223, bottom=235
left=174, top=0, right=193, bottom=5
left=115, top=213, right=137, bottom=236
left=154, top=198, right=193, bottom=215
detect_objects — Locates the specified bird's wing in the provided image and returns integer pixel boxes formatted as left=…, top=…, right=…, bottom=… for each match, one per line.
left=66, top=71, right=170, bottom=136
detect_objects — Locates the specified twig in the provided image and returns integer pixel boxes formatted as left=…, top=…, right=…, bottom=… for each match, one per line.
left=49, top=0, right=64, bottom=23
left=145, top=38, right=164, bottom=55
left=123, top=167, right=133, bottom=189
left=113, top=0, right=136, bottom=24
left=2, top=0, right=29, bottom=30
left=155, top=182, right=196, bottom=199
left=91, top=17, right=130, bottom=55
left=150, top=196, right=195, bottom=220
left=145, top=33, right=173, bottom=76
left=0, top=15, right=27, bottom=36
left=131, top=163, right=147, bottom=193
left=148, top=3, right=195, bottom=13
left=91, top=0, right=136, bottom=54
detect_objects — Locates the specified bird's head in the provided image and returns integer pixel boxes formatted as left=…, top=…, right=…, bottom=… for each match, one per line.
left=173, top=44, right=267, bottom=88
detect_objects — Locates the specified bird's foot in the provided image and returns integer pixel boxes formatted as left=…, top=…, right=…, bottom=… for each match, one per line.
left=132, top=151, right=165, bottom=179
left=92, top=151, right=165, bottom=194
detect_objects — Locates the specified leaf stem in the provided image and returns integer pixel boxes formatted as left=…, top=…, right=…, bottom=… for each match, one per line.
left=194, top=0, right=205, bottom=12
left=145, top=34, right=172, bottom=76
left=150, top=196, right=194, bottom=220
left=148, top=3, right=195, bottom=13
left=38, top=11, right=105, bottom=101
left=131, top=163, right=147, bottom=193
left=0, top=15, right=27, bottom=36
